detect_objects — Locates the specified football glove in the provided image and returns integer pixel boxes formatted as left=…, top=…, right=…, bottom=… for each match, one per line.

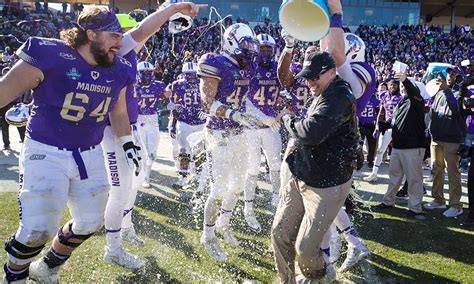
left=281, top=29, right=295, bottom=48
left=260, top=116, right=281, bottom=132
left=121, top=136, right=142, bottom=176
left=230, top=111, right=262, bottom=129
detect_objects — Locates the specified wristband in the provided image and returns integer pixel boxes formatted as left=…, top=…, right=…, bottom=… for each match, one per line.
left=225, top=109, right=235, bottom=119
left=119, top=135, right=133, bottom=146
left=283, top=46, right=294, bottom=53
left=330, top=13, right=343, bottom=28
left=210, top=100, right=223, bottom=115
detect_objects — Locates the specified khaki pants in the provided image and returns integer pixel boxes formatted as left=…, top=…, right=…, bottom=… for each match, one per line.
left=271, top=174, right=352, bottom=283
left=430, top=141, right=462, bottom=208
left=383, top=148, right=425, bottom=213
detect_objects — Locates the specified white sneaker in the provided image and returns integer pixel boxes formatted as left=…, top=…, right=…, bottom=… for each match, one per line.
left=29, top=258, right=60, bottom=284
left=423, top=201, right=447, bottom=210
left=443, top=207, right=463, bottom=218
left=363, top=173, right=378, bottom=182
left=142, top=181, right=151, bottom=188
left=200, top=236, right=227, bottom=262
left=103, top=246, right=146, bottom=269
left=244, top=211, right=261, bottom=233
left=122, top=226, right=145, bottom=246
left=271, top=193, right=279, bottom=208
left=295, top=263, right=336, bottom=283
left=338, top=244, right=370, bottom=272
left=2, top=274, right=26, bottom=284
left=216, top=226, right=240, bottom=247
left=329, top=235, right=342, bottom=263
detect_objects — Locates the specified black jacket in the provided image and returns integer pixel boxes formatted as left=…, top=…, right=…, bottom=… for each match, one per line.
left=391, top=79, right=427, bottom=149
left=283, top=76, right=358, bottom=188
left=430, top=86, right=466, bottom=143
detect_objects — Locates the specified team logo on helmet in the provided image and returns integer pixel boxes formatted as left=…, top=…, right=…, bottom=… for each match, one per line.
left=5, top=103, right=29, bottom=127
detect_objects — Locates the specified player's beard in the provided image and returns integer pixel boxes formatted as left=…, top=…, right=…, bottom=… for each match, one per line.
left=90, top=40, right=114, bottom=68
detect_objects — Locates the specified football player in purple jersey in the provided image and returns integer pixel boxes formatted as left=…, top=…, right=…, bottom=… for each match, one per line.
left=101, top=15, right=149, bottom=270
left=243, top=33, right=282, bottom=232
left=357, top=94, right=380, bottom=169
left=166, top=62, right=206, bottom=187
left=364, top=79, right=402, bottom=182
left=135, top=61, right=167, bottom=188
left=197, top=23, right=265, bottom=261
left=312, top=0, right=374, bottom=273
left=277, top=34, right=318, bottom=201
left=0, top=7, right=140, bottom=283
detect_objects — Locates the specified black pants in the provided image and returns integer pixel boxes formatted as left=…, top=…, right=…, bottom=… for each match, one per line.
left=0, top=103, right=26, bottom=147
left=358, top=123, right=377, bottom=166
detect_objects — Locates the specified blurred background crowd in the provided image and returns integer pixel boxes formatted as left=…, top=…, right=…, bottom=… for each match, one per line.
left=0, top=6, right=471, bottom=85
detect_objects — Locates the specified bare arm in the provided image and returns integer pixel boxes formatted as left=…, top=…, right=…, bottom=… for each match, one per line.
left=324, top=0, right=345, bottom=67
left=327, top=27, right=346, bottom=68
left=129, top=2, right=207, bottom=44
left=0, top=60, right=43, bottom=108
left=109, top=87, right=132, bottom=138
left=200, top=76, right=229, bottom=118
left=375, top=102, right=384, bottom=127
left=277, top=50, right=295, bottom=92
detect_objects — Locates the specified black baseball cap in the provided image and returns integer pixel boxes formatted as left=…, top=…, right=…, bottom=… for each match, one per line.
left=296, top=51, right=336, bottom=80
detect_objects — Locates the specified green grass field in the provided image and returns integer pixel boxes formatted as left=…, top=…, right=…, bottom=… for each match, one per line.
left=1, top=188, right=473, bottom=283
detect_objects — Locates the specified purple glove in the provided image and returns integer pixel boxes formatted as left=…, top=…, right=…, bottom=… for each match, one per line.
left=372, top=129, right=380, bottom=139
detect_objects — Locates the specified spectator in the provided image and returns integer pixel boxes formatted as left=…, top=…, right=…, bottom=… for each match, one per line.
left=424, top=67, right=466, bottom=218
left=374, top=73, right=427, bottom=218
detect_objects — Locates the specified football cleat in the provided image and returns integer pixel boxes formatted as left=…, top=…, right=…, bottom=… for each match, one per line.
left=200, top=236, right=227, bottom=262
left=244, top=211, right=262, bottom=233
left=338, top=244, right=370, bottom=272
left=103, top=246, right=146, bottom=269
left=216, top=226, right=240, bottom=247
left=29, top=258, right=60, bottom=284
left=122, top=226, right=145, bottom=246
left=2, top=274, right=26, bottom=284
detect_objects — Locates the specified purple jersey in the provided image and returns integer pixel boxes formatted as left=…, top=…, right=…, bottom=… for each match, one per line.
left=124, top=51, right=138, bottom=123
left=358, top=95, right=379, bottom=124
left=248, top=61, right=280, bottom=117
left=288, top=62, right=310, bottom=117
left=351, top=62, right=377, bottom=116
left=380, top=90, right=402, bottom=122
left=167, top=75, right=205, bottom=125
left=136, top=80, right=166, bottom=115
left=17, top=37, right=134, bottom=148
left=197, top=53, right=254, bottom=130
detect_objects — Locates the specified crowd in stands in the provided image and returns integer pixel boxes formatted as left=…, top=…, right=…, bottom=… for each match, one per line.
left=1, top=6, right=472, bottom=85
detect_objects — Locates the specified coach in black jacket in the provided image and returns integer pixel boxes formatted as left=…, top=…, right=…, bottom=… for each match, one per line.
left=375, top=72, right=427, bottom=217
left=271, top=51, right=358, bottom=282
